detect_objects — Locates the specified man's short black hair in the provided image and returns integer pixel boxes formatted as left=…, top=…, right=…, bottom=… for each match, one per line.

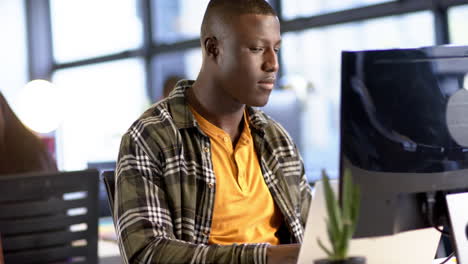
left=200, top=0, right=277, bottom=40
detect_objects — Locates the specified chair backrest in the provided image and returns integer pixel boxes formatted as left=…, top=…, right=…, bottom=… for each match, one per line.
left=0, top=169, right=99, bottom=264
left=101, top=170, right=115, bottom=218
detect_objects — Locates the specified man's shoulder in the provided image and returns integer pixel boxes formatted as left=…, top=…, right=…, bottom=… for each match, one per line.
left=136, top=100, right=172, bottom=124
left=123, top=100, right=179, bottom=142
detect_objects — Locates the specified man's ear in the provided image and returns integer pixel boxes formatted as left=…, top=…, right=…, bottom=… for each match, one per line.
left=204, top=37, right=219, bottom=58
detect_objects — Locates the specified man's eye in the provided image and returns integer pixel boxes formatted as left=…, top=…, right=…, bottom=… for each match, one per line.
left=250, top=47, right=263, bottom=52
left=274, top=48, right=280, bottom=53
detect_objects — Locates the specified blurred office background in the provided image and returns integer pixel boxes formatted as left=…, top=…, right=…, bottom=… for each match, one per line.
left=1, top=0, right=468, bottom=182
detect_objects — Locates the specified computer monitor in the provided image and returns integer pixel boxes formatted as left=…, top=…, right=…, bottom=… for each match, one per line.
left=340, top=45, right=468, bottom=261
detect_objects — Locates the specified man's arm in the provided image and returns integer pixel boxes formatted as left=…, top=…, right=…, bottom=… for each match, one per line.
left=266, top=244, right=300, bottom=264
left=264, top=148, right=311, bottom=264
left=115, top=131, right=270, bottom=264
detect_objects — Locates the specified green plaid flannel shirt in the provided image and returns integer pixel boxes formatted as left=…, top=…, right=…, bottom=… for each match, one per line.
left=115, top=80, right=312, bottom=264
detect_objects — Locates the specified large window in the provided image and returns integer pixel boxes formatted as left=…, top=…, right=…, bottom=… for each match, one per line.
left=152, top=0, right=274, bottom=43
left=50, top=0, right=143, bottom=62
left=448, top=5, right=468, bottom=45
left=282, top=11, right=434, bottom=181
left=281, top=0, right=395, bottom=19
left=53, top=59, right=147, bottom=170
left=152, top=0, right=209, bottom=43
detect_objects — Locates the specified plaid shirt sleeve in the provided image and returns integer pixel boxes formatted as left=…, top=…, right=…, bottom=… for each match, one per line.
left=115, top=123, right=269, bottom=264
left=298, top=154, right=312, bottom=228
left=259, top=119, right=312, bottom=243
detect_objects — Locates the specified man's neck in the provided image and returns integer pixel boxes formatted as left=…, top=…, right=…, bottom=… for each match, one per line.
left=188, top=81, right=245, bottom=144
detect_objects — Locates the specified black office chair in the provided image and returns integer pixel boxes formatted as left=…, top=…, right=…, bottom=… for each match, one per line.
left=101, top=170, right=115, bottom=218
left=0, top=169, right=99, bottom=264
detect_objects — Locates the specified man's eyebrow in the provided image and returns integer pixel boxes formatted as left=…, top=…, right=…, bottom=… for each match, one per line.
left=255, top=38, right=282, bottom=45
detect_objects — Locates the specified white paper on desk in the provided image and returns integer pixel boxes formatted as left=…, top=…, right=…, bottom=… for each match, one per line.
left=297, top=180, right=441, bottom=264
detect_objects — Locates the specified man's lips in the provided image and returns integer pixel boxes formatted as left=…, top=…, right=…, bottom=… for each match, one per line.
left=258, top=82, right=275, bottom=90
left=258, top=77, right=276, bottom=90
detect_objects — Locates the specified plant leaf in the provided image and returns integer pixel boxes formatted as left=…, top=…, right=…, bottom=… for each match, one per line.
left=326, top=220, right=340, bottom=254
left=318, top=169, right=362, bottom=260
left=317, top=237, right=334, bottom=258
left=321, top=169, right=343, bottom=250
left=339, top=219, right=352, bottom=258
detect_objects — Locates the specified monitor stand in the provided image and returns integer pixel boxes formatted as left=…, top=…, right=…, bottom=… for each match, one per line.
left=446, top=192, right=468, bottom=264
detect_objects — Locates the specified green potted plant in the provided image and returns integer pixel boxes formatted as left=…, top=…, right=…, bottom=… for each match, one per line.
left=314, top=169, right=365, bottom=264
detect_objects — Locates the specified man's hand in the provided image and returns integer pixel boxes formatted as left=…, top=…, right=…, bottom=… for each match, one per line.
left=266, top=244, right=300, bottom=264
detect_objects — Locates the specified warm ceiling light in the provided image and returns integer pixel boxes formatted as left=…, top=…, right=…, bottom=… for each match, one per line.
left=16, top=79, right=65, bottom=134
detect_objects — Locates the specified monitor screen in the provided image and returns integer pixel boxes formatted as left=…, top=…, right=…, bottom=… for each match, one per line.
left=340, top=45, right=468, bottom=238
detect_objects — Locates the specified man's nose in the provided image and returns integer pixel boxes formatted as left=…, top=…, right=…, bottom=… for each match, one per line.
left=263, top=49, right=279, bottom=73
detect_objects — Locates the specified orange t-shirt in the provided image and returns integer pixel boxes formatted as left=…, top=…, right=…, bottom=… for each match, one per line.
left=190, top=106, right=282, bottom=245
